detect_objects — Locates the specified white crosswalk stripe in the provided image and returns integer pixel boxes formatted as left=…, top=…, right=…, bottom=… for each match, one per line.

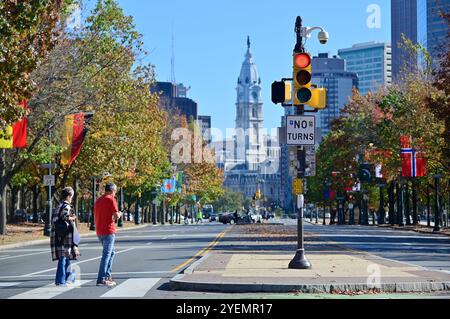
left=8, top=280, right=92, bottom=299
left=100, top=278, right=161, bottom=298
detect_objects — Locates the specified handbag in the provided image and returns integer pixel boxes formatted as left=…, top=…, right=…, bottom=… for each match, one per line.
left=54, top=204, right=71, bottom=239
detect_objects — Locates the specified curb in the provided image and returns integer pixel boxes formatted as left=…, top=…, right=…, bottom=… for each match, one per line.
left=170, top=278, right=450, bottom=294
left=0, top=223, right=149, bottom=251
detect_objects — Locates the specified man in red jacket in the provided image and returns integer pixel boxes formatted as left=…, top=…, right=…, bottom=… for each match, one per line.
left=94, top=183, right=122, bottom=286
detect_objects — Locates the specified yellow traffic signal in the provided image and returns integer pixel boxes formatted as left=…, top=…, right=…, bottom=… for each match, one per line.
left=293, top=53, right=312, bottom=105
left=271, top=81, right=292, bottom=104
left=293, top=178, right=303, bottom=195
left=308, top=87, right=327, bottom=109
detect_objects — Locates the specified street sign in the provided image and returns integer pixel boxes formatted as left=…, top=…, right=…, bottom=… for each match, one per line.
left=286, top=115, right=315, bottom=146
left=293, top=178, right=303, bottom=195
left=43, top=175, right=55, bottom=186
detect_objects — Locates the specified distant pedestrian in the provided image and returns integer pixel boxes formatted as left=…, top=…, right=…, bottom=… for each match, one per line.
left=94, top=183, right=122, bottom=287
left=51, top=187, right=80, bottom=286
left=197, top=205, right=203, bottom=224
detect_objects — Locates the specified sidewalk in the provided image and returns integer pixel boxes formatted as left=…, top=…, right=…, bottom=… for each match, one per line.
left=0, top=222, right=149, bottom=251
left=170, top=224, right=450, bottom=294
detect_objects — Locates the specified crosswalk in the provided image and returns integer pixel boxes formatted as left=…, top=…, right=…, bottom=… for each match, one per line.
left=1, top=278, right=162, bottom=299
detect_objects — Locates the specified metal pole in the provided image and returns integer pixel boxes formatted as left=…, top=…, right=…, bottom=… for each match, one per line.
left=289, top=17, right=310, bottom=270
left=118, top=188, right=124, bottom=227
left=323, top=203, right=326, bottom=225
left=162, top=195, right=166, bottom=225
left=427, top=184, right=431, bottom=227
left=90, top=178, right=96, bottom=231
left=44, top=162, right=52, bottom=236
left=349, top=202, right=355, bottom=225
left=405, top=180, right=411, bottom=225
left=398, top=182, right=404, bottom=226
left=378, top=185, right=385, bottom=224
left=315, top=207, right=318, bottom=223
left=433, top=175, right=441, bottom=232
left=412, top=179, right=418, bottom=225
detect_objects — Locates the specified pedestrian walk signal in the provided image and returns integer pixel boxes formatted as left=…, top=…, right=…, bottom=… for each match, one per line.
left=293, top=53, right=312, bottom=104
left=271, top=81, right=292, bottom=104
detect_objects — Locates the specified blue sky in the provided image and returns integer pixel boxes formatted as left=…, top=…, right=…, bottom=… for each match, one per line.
left=112, top=0, right=391, bottom=140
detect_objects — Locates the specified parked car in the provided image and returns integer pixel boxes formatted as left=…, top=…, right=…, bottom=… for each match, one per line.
left=14, top=209, right=28, bottom=223
left=209, top=213, right=218, bottom=222
left=219, top=212, right=235, bottom=224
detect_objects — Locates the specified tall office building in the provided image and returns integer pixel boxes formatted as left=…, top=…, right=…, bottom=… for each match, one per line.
left=391, top=0, right=418, bottom=80
left=197, top=115, right=212, bottom=144
left=417, top=0, right=450, bottom=68
left=392, top=0, right=449, bottom=79
left=338, top=42, right=392, bottom=95
left=311, top=53, right=358, bottom=137
left=151, top=82, right=198, bottom=121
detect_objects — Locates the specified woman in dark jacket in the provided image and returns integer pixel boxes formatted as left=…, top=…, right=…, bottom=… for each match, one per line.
left=50, top=187, right=81, bottom=286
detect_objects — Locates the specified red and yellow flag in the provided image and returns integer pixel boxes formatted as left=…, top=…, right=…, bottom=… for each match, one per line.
left=0, top=101, right=28, bottom=149
left=61, top=112, right=92, bottom=166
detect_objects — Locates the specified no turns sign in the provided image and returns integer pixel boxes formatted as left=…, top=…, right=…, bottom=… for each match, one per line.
left=286, top=115, right=316, bottom=146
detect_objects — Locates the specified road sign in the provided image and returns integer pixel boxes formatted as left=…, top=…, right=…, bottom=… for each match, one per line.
left=293, top=178, right=303, bottom=195
left=43, top=175, right=55, bottom=186
left=286, top=115, right=315, bottom=146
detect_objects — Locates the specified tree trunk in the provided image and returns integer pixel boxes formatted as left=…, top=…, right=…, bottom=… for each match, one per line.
left=33, top=185, right=39, bottom=223
left=10, top=186, right=18, bottom=223
left=388, top=182, right=395, bottom=225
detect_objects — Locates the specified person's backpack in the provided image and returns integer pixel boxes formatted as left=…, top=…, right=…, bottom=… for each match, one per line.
left=54, top=204, right=71, bottom=239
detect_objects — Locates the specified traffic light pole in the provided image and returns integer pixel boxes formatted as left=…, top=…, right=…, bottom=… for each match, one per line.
left=289, top=16, right=311, bottom=270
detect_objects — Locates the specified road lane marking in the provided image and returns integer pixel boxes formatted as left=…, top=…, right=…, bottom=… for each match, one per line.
left=9, top=280, right=92, bottom=299
left=22, top=248, right=135, bottom=277
left=171, top=230, right=227, bottom=273
left=100, top=278, right=161, bottom=298
left=0, top=251, right=49, bottom=261
left=0, top=282, right=21, bottom=288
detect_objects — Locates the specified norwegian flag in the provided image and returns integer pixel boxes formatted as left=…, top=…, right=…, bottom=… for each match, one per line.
left=401, top=136, right=426, bottom=177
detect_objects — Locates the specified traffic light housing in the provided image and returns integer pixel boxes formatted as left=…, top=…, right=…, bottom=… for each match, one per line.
left=271, top=81, right=292, bottom=104
left=293, top=53, right=312, bottom=105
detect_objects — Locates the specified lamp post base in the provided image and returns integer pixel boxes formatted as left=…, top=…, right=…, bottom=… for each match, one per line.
left=288, top=249, right=311, bottom=269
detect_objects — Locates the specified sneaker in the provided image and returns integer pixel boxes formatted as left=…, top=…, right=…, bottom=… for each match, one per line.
left=106, top=278, right=117, bottom=286
left=96, top=280, right=114, bottom=287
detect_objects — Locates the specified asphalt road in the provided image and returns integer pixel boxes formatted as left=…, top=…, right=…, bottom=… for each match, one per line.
left=0, top=222, right=229, bottom=299
left=301, top=221, right=450, bottom=274
left=1, top=219, right=449, bottom=299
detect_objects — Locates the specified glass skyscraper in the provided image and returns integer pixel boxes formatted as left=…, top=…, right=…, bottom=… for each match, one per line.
left=338, top=42, right=392, bottom=95
left=311, top=53, right=359, bottom=137
left=392, top=0, right=449, bottom=79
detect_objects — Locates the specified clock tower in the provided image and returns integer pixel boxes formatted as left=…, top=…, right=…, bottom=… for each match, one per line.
left=235, top=36, right=265, bottom=170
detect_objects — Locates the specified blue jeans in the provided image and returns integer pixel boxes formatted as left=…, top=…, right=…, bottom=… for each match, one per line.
left=55, top=256, right=73, bottom=285
left=97, top=234, right=116, bottom=283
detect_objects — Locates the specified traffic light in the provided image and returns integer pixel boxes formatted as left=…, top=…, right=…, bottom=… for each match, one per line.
left=293, top=52, right=312, bottom=105
left=271, top=81, right=292, bottom=104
